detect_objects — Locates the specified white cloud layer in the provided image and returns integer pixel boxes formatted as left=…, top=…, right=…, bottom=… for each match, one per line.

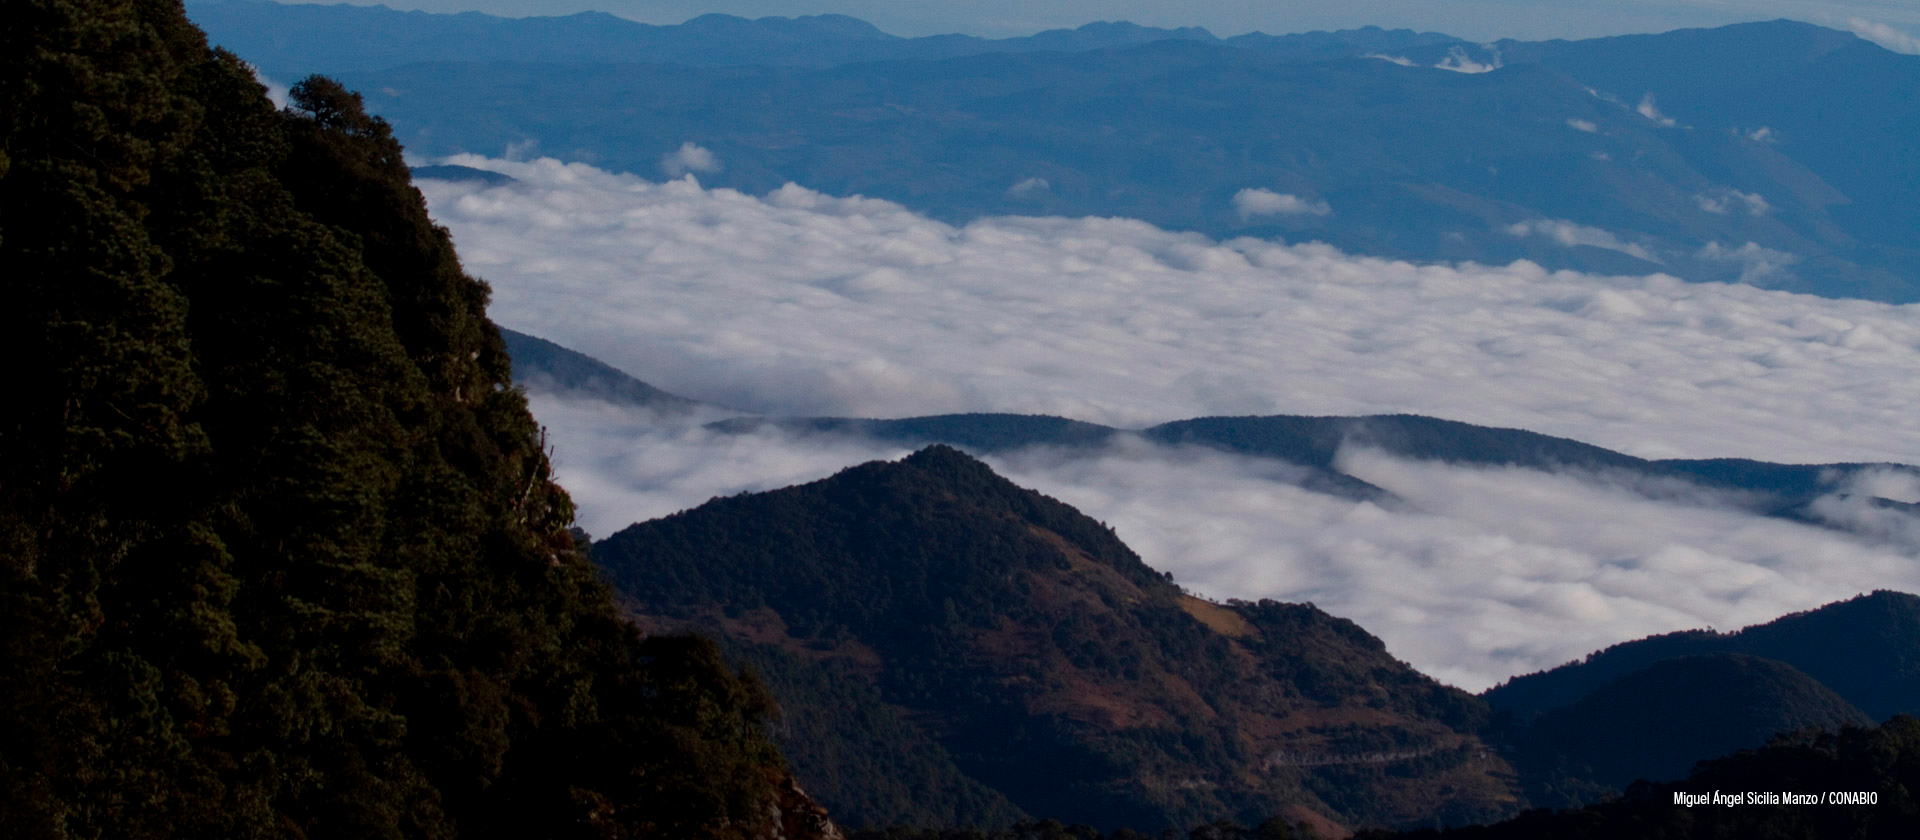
left=1838, top=468, right=1920, bottom=505
left=245, top=63, right=289, bottom=109
left=424, top=155, right=1920, bottom=466
left=1503, top=218, right=1660, bottom=263
left=660, top=141, right=722, bottom=177
left=418, top=157, right=1920, bottom=689
left=1848, top=17, right=1920, bottom=54
left=1699, top=240, right=1799, bottom=285
left=1565, top=118, right=1598, bottom=133
left=1694, top=189, right=1769, bottom=216
left=531, top=396, right=1920, bottom=692
left=994, top=443, right=1920, bottom=691
left=1008, top=176, right=1051, bottom=196
left=528, top=395, right=913, bottom=534
left=1233, top=187, right=1331, bottom=219
left=1735, top=190, right=1770, bottom=215
left=1435, top=44, right=1502, bottom=73
left=1637, top=93, right=1677, bottom=127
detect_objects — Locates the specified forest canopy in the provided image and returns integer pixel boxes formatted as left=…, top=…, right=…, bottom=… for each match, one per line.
left=0, top=2, right=799, bottom=837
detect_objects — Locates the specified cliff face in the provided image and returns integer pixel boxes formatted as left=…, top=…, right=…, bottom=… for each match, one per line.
left=0, top=2, right=825, bottom=837
left=600, top=446, right=1520, bottom=833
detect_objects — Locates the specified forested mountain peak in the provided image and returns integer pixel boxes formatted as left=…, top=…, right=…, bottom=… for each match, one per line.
left=597, top=446, right=1519, bottom=833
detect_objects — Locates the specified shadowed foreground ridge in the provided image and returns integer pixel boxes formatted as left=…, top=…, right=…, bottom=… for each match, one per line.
left=0, top=2, right=822, bottom=837
left=1358, top=716, right=1920, bottom=840
left=1488, top=591, right=1920, bottom=723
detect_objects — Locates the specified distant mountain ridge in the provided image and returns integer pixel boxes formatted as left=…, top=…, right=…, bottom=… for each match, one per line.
left=498, top=330, right=1920, bottom=536
left=1496, top=22, right=1920, bottom=253
left=497, top=328, right=1920, bottom=827
left=498, top=327, right=702, bottom=412
left=197, top=3, right=1920, bottom=300
left=711, top=411, right=1920, bottom=533
left=409, top=163, right=515, bottom=185
left=187, top=0, right=1460, bottom=78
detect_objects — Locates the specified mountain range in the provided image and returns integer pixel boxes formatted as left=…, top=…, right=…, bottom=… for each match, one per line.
left=712, top=411, right=1920, bottom=532
left=502, top=325, right=1920, bottom=544
left=196, top=2, right=1920, bottom=301
left=504, top=328, right=1920, bottom=830
left=17, top=3, right=1920, bottom=837
left=592, top=439, right=1920, bottom=832
left=185, top=0, right=1458, bottom=76
left=15, top=1, right=1920, bottom=832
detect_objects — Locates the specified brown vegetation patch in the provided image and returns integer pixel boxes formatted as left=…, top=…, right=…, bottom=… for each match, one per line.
left=624, top=603, right=886, bottom=672
left=1026, top=525, right=1147, bottom=601
left=1179, top=595, right=1258, bottom=638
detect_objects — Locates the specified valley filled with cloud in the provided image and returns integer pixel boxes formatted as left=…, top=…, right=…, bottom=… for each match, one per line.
left=424, top=156, right=1920, bottom=690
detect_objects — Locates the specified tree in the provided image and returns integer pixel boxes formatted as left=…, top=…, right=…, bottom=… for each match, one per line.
left=1, top=3, right=799, bottom=837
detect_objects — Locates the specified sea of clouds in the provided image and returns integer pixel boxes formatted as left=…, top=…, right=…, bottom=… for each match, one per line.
left=423, top=156, right=1920, bottom=691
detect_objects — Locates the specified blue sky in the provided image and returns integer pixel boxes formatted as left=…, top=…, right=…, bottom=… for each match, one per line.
left=311, top=0, right=1920, bottom=41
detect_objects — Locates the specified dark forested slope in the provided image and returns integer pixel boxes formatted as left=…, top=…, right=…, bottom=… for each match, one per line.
left=500, top=326, right=702, bottom=411
left=1486, top=591, right=1920, bottom=722
left=596, top=446, right=1520, bottom=833
left=0, top=2, right=816, bottom=837
left=1509, top=653, right=1871, bottom=804
left=1477, top=592, right=1920, bottom=809
left=1358, top=716, right=1920, bottom=840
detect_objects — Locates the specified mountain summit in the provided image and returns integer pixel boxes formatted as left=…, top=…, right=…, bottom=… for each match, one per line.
left=597, top=446, right=1520, bottom=832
